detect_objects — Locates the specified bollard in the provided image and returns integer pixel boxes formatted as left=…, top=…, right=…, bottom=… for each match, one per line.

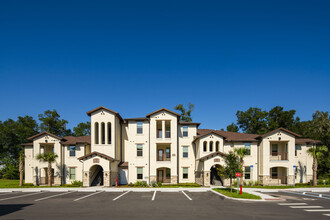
left=240, top=185, right=242, bottom=195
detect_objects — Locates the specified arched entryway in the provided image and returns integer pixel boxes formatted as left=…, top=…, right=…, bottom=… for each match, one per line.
left=156, top=167, right=171, bottom=183
left=210, top=164, right=223, bottom=186
left=89, top=165, right=104, bottom=186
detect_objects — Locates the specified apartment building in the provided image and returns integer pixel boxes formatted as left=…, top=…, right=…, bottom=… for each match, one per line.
left=22, top=106, right=318, bottom=187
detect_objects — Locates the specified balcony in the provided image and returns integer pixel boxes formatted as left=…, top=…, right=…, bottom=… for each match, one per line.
left=156, top=120, right=171, bottom=139
left=157, top=144, right=171, bottom=162
left=270, top=152, right=288, bottom=161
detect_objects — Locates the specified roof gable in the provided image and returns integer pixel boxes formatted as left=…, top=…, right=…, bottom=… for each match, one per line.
left=146, top=108, right=181, bottom=118
left=78, top=151, right=115, bottom=161
left=259, top=128, right=301, bottom=138
left=27, top=131, right=64, bottom=141
left=198, top=151, right=227, bottom=161
left=86, top=106, right=123, bottom=120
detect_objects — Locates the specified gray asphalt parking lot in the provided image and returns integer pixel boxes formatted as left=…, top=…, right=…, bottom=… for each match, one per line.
left=0, top=190, right=329, bottom=219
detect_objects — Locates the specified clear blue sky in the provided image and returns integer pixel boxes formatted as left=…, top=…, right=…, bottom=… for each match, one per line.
left=0, top=0, right=329, bottom=131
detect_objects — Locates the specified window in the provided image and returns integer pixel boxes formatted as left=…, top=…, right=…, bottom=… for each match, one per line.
left=158, top=149, right=164, bottom=161
left=137, top=144, right=143, bottom=157
left=137, top=167, right=143, bottom=179
left=69, top=168, right=76, bottom=180
left=216, top=141, right=219, bottom=151
left=295, top=145, right=301, bottom=156
left=166, top=147, right=171, bottom=158
left=137, top=122, right=143, bottom=134
left=165, top=121, right=171, bottom=138
left=166, top=168, right=171, bottom=178
left=271, top=167, right=278, bottom=178
left=272, top=144, right=278, bottom=154
left=203, top=141, right=207, bottom=152
left=245, top=143, right=251, bottom=155
left=209, top=141, right=213, bottom=151
left=244, top=166, right=251, bottom=179
left=95, top=122, right=99, bottom=144
left=107, top=122, right=111, bottom=144
left=183, top=168, right=188, bottom=179
left=69, top=146, right=76, bottom=157
left=101, top=122, right=105, bottom=144
left=183, top=146, right=188, bottom=158
left=183, top=126, right=188, bottom=137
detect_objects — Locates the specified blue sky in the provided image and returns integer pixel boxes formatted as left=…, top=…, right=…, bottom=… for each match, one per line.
left=0, top=0, right=329, bottom=131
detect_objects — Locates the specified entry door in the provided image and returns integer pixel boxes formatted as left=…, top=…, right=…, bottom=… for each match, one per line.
left=120, top=169, right=128, bottom=185
left=157, top=170, right=163, bottom=183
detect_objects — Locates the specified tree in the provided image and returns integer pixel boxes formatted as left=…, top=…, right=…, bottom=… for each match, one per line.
left=307, top=145, right=328, bottom=186
left=267, top=106, right=300, bottom=131
left=310, top=111, right=330, bottom=147
left=217, top=151, right=241, bottom=192
left=174, top=103, right=194, bottom=122
left=236, top=107, right=268, bottom=134
left=39, top=110, right=71, bottom=137
left=227, top=123, right=239, bottom=132
left=234, top=147, right=249, bottom=185
left=19, top=150, right=24, bottom=186
left=73, top=122, right=91, bottom=136
left=36, top=152, right=58, bottom=186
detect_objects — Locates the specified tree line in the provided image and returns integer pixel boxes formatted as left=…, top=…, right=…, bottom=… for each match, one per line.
left=0, top=110, right=90, bottom=179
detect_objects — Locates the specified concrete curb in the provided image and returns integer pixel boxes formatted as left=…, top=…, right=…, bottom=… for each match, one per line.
left=210, top=189, right=268, bottom=202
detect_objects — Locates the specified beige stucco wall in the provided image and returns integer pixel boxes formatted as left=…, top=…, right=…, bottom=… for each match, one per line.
left=62, top=143, right=85, bottom=184
left=125, top=120, right=150, bottom=184
left=149, top=111, right=178, bottom=184
left=178, top=125, right=197, bottom=183
left=295, top=144, right=313, bottom=183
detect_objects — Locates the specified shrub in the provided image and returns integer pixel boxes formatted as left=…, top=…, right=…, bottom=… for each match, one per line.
left=141, top=181, right=148, bottom=187
left=158, top=182, right=162, bottom=187
left=152, top=182, right=157, bottom=187
left=71, top=180, right=82, bottom=187
left=134, top=181, right=142, bottom=187
left=254, top=181, right=260, bottom=186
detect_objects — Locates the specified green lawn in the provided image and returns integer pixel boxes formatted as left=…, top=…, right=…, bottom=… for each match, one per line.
left=121, top=183, right=201, bottom=188
left=243, top=184, right=330, bottom=189
left=213, top=188, right=262, bottom=200
left=0, top=179, right=81, bottom=188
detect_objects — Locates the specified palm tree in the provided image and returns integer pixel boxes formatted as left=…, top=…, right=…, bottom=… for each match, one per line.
left=234, top=147, right=249, bottom=185
left=36, top=152, right=58, bottom=186
left=19, top=150, right=24, bottom=187
left=307, top=145, right=328, bottom=186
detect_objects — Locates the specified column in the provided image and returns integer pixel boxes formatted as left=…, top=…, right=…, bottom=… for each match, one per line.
left=83, top=171, right=89, bottom=187
left=162, top=120, right=165, bottom=139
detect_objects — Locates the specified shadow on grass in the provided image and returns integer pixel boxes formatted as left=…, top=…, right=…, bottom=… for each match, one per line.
left=0, top=204, right=33, bottom=216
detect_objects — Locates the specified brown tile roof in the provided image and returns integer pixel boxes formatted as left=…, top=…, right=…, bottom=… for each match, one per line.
left=198, top=151, right=227, bottom=161
left=78, top=151, right=115, bottom=161
left=195, top=129, right=259, bottom=142
left=258, top=127, right=301, bottom=138
left=27, top=131, right=64, bottom=141
left=61, top=136, right=91, bottom=145
left=295, top=138, right=320, bottom=145
left=146, top=108, right=181, bottom=118
left=118, top=162, right=128, bottom=168
left=21, top=143, right=33, bottom=146
left=86, top=106, right=123, bottom=120
left=179, top=121, right=201, bottom=127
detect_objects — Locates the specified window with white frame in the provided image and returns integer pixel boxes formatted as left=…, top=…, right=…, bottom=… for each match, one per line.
left=183, top=146, right=188, bottom=158
left=69, top=167, right=76, bottom=180
left=183, top=168, right=188, bottom=179
left=137, top=144, right=143, bottom=157
left=137, top=122, right=143, bottom=134
left=245, top=143, right=251, bottom=155
left=183, top=126, right=188, bottom=137
left=244, top=166, right=250, bottom=179
left=69, top=146, right=76, bottom=157
left=137, top=167, right=143, bottom=179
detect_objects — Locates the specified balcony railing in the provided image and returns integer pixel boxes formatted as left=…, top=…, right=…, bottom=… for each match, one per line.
left=270, top=152, right=288, bottom=161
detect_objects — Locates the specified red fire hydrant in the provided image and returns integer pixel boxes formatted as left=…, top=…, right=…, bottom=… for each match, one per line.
left=116, top=178, right=118, bottom=187
left=240, top=185, right=242, bottom=195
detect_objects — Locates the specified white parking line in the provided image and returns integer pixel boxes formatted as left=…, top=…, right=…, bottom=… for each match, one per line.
left=278, top=203, right=307, bottom=206
left=0, top=192, right=43, bottom=201
left=305, top=209, right=330, bottom=212
left=182, top=191, right=192, bottom=200
left=323, top=214, right=330, bottom=216
left=152, top=191, right=157, bottom=201
left=35, top=192, right=73, bottom=201
left=113, top=191, right=129, bottom=201
left=289, top=206, right=323, bottom=209
left=74, top=191, right=102, bottom=201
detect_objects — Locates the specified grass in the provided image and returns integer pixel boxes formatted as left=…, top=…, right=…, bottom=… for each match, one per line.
left=243, top=183, right=330, bottom=189
left=213, top=188, right=262, bottom=200
left=120, top=183, right=201, bottom=188
left=0, top=179, right=82, bottom=188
